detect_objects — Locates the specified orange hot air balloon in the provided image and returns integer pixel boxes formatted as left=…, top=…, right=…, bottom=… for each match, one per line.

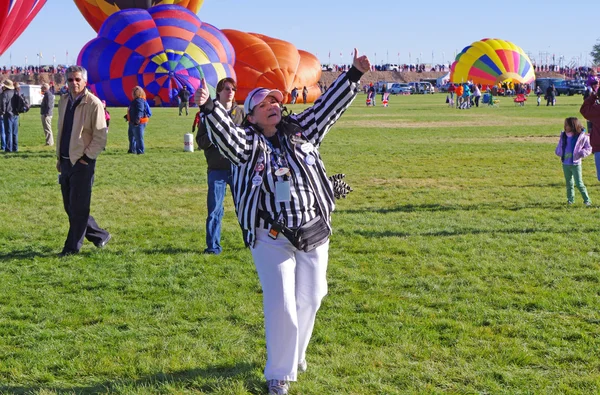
left=293, top=50, right=322, bottom=103
left=221, top=29, right=322, bottom=104
left=74, top=0, right=204, bottom=32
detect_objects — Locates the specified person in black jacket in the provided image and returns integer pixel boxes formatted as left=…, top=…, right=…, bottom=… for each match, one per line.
left=546, top=84, right=556, bottom=106
left=178, top=85, right=191, bottom=116
left=195, top=77, right=245, bottom=254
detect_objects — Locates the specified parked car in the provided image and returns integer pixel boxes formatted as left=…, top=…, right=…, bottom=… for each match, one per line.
left=566, top=80, right=586, bottom=95
left=409, top=82, right=435, bottom=94
left=536, top=78, right=564, bottom=94
left=389, top=83, right=412, bottom=94
left=552, top=80, right=586, bottom=96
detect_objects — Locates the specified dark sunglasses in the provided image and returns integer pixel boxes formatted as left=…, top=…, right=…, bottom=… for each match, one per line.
left=67, top=78, right=82, bottom=82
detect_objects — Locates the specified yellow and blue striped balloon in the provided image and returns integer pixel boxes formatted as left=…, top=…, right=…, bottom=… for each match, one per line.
left=450, top=38, right=535, bottom=86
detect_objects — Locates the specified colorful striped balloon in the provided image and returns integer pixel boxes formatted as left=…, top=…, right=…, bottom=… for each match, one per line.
left=74, top=0, right=204, bottom=32
left=450, top=38, right=535, bottom=86
left=0, top=0, right=47, bottom=56
left=77, top=5, right=235, bottom=107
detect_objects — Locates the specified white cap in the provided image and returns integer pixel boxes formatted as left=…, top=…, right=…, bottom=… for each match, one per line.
left=244, top=88, right=284, bottom=114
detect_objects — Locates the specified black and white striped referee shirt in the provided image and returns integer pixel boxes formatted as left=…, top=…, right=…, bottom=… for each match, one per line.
left=203, top=67, right=362, bottom=247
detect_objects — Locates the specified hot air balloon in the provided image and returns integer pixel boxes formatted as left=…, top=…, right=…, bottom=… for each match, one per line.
left=0, top=0, right=47, bottom=56
left=74, top=0, right=204, bottom=32
left=450, top=38, right=535, bottom=86
left=221, top=29, right=322, bottom=104
left=78, top=5, right=235, bottom=107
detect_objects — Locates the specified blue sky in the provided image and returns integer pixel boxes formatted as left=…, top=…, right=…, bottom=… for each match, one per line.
left=1, top=0, right=597, bottom=68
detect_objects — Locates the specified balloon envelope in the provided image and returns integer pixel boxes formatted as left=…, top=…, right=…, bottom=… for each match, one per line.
left=0, top=0, right=47, bottom=56
left=78, top=5, right=235, bottom=107
left=450, top=38, right=535, bottom=86
left=74, top=0, right=204, bottom=32
left=222, top=29, right=322, bottom=104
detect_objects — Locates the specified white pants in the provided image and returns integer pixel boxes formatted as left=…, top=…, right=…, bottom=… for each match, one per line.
left=251, top=228, right=329, bottom=381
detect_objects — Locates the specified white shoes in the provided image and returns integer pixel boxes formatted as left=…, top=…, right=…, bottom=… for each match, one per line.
left=267, top=379, right=289, bottom=395
left=298, top=359, right=307, bottom=373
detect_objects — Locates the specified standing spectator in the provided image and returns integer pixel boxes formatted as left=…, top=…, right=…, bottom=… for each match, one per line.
left=580, top=82, right=600, bottom=181
left=448, top=83, right=456, bottom=100
left=302, top=86, right=308, bottom=104
left=56, top=65, right=110, bottom=256
left=101, top=100, right=111, bottom=131
left=546, top=84, right=556, bottom=106
left=0, top=82, right=4, bottom=151
left=472, top=84, right=481, bottom=107
left=1, top=79, right=21, bottom=152
left=178, top=85, right=190, bottom=116
left=194, top=47, right=370, bottom=395
left=555, top=117, right=592, bottom=206
left=40, top=83, right=54, bottom=146
left=127, top=86, right=150, bottom=154
left=367, top=83, right=376, bottom=106
left=195, top=77, right=245, bottom=254
left=290, top=87, right=298, bottom=104
left=455, top=83, right=464, bottom=108
left=535, top=86, right=543, bottom=106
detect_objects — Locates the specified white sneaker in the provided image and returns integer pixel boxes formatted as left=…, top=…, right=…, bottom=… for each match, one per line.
left=298, top=359, right=307, bottom=373
left=267, top=379, right=289, bottom=395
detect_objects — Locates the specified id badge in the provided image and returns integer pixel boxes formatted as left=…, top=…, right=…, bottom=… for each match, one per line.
left=275, top=180, right=291, bottom=203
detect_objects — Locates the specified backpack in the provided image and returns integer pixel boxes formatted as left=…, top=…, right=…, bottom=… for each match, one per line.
left=14, top=93, right=29, bottom=114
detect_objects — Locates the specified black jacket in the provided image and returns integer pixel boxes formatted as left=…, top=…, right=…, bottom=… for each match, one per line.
left=197, top=103, right=245, bottom=170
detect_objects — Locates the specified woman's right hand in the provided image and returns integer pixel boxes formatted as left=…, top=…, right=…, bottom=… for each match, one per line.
left=194, top=78, right=209, bottom=107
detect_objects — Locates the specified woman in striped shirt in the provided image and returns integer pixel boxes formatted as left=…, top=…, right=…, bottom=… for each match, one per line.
left=195, top=48, right=370, bottom=395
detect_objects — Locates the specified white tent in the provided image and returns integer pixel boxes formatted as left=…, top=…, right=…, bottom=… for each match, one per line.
left=436, top=72, right=450, bottom=88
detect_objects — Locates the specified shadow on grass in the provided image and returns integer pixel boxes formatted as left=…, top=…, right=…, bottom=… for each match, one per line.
left=352, top=225, right=600, bottom=238
left=0, top=362, right=264, bottom=394
left=0, top=247, right=56, bottom=261
left=337, top=202, right=573, bottom=214
left=0, top=151, right=56, bottom=159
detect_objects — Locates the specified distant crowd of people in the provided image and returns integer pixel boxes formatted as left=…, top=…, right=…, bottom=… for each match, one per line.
left=1, top=65, right=68, bottom=75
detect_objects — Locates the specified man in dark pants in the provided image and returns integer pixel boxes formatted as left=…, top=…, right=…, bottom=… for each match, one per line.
left=178, top=86, right=191, bottom=116
left=56, top=65, right=110, bottom=257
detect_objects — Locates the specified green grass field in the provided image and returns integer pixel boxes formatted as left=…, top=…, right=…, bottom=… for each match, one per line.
left=1, top=93, right=599, bottom=394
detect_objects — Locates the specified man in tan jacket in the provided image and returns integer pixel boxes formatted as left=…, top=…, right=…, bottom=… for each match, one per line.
left=56, top=65, right=110, bottom=257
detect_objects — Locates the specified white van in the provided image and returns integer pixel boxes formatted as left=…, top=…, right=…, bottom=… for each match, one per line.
left=19, top=84, right=43, bottom=106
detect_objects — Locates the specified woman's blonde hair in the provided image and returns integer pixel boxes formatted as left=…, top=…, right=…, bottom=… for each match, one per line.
left=132, top=86, right=146, bottom=99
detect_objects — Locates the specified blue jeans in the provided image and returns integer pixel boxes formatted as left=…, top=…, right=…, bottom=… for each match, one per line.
left=130, top=123, right=145, bottom=154
left=0, top=116, right=4, bottom=150
left=4, top=114, right=18, bottom=152
left=127, top=123, right=134, bottom=153
left=594, top=152, right=600, bottom=181
left=205, top=169, right=232, bottom=254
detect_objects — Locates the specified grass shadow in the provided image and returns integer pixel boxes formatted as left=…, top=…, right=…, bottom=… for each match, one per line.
left=353, top=224, right=600, bottom=238
left=0, top=362, right=263, bottom=394
left=338, top=202, right=572, bottom=215
left=0, top=247, right=57, bottom=261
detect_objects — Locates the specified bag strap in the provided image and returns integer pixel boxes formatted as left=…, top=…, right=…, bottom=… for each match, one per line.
left=258, top=210, right=296, bottom=240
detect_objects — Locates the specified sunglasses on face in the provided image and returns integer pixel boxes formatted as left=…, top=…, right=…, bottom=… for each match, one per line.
left=67, top=78, right=82, bottom=82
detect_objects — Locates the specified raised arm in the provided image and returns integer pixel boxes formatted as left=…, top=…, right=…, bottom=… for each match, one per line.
left=195, top=78, right=252, bottom=165
left=292, top=48, right=371, bottom=146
